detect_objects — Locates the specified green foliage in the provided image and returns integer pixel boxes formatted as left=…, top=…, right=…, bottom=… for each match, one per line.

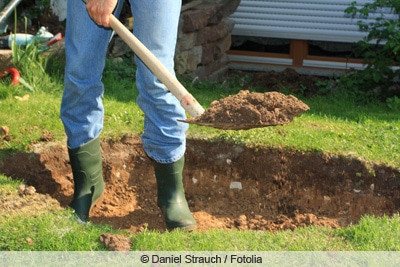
left=20, top=0, right=51, bottom=22
left=12, top=41, right=47, bottom=73
left=315, top=78, right=337, bottom=95
left=343, top=0, right=400, bottom=100
left=0, top=39, right=50, bottom=98
left=10, top=39, right=63, bottom=95
left=386, top=95, right=400, bottom=111
left=0, top=80, right=14, bottom=99
left=102, top=58, right=137, bottom=102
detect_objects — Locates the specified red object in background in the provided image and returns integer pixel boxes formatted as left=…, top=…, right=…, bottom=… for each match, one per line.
left=46, top=33, right=62, bottom=46
left=0, top=67, right=20, bottom=85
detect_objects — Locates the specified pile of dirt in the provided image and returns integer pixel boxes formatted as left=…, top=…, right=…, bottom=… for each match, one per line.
left=99, top=233, right=132, bottom=251
left=185, top=90, right=310, bottom=129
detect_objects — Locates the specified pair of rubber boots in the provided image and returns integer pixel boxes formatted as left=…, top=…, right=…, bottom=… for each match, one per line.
left=68, top=137, right=196, bottom=230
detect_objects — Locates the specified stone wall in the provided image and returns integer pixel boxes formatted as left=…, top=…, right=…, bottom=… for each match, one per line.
left=176, top=0, right=241, bottom=81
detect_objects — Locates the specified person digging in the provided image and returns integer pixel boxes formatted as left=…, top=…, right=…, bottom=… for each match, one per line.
left=63, top=0, right=309, bottom=231
left=62, top=0, right=196, bottom=230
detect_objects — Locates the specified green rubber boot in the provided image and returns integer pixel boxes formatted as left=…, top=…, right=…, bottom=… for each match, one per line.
left=68, top=137, right=105, bottom=222
left=153, top=156, right=196, bottom=230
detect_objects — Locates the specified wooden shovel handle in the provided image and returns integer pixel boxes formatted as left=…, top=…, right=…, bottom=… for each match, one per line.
left=109, top=15, right=205, bottom=118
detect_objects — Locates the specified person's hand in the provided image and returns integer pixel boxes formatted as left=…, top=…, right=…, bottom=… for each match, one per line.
left=86, top=0, right=118, bottom=27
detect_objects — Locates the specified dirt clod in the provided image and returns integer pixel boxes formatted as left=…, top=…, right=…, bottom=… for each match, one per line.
left=0, top=126, right=9, bottom=136
left=40, top=133, right=54, bottom=142
left=26, top=237, right=34, bottom=246
left=185, top=90, right=309, bottom=129
left=99, top=233, right=132, bottom=251
left=18, top=185, right=36, bottom=196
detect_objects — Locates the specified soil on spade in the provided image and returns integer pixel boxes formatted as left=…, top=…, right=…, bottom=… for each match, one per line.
left=184, top=90, right=310, bottom=130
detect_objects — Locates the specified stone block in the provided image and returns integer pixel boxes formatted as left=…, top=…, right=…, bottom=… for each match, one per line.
left=207, top=64, right=229, bottom=82
left=225, top=17, right=236, bottom=33
left=186, top=46, right=203, bottom=71
left=181, top=3, right=223, bottom=32
left=201, top=43, right=215, bottom=65
left=196, top=20, right=228, bottom=45
left=177, top=31, right=197, bottom=51
left=175, top=45, right=202, bottom=74
left=175, top=0, right=240, bottom=81
left=201, top=34, right=231, bottom=65
left=194, top=54, right=230, bottom=81
left=214, top=34, right=232, bottom=57
left=210, top=0, right=241, bottom=16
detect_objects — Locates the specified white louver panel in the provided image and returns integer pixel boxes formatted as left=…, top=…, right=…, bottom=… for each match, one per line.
left=230, top=0, right=398, bottom=42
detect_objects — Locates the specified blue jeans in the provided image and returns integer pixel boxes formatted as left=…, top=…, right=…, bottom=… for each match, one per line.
left=61, top=0, right=187, bottom=163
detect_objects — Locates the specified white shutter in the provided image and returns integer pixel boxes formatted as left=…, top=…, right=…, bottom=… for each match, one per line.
left=230, top=0, right=398, bottom=42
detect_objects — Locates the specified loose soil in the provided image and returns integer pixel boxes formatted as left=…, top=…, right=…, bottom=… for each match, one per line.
left=185, top=90, right=310, bottom=130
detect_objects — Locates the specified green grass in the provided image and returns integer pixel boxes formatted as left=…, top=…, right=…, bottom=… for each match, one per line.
left=0, top=48, right=400, bottom=252
left=337, top=214, right=400, bottom=250
left=0, top=211, right=111, bottom=251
